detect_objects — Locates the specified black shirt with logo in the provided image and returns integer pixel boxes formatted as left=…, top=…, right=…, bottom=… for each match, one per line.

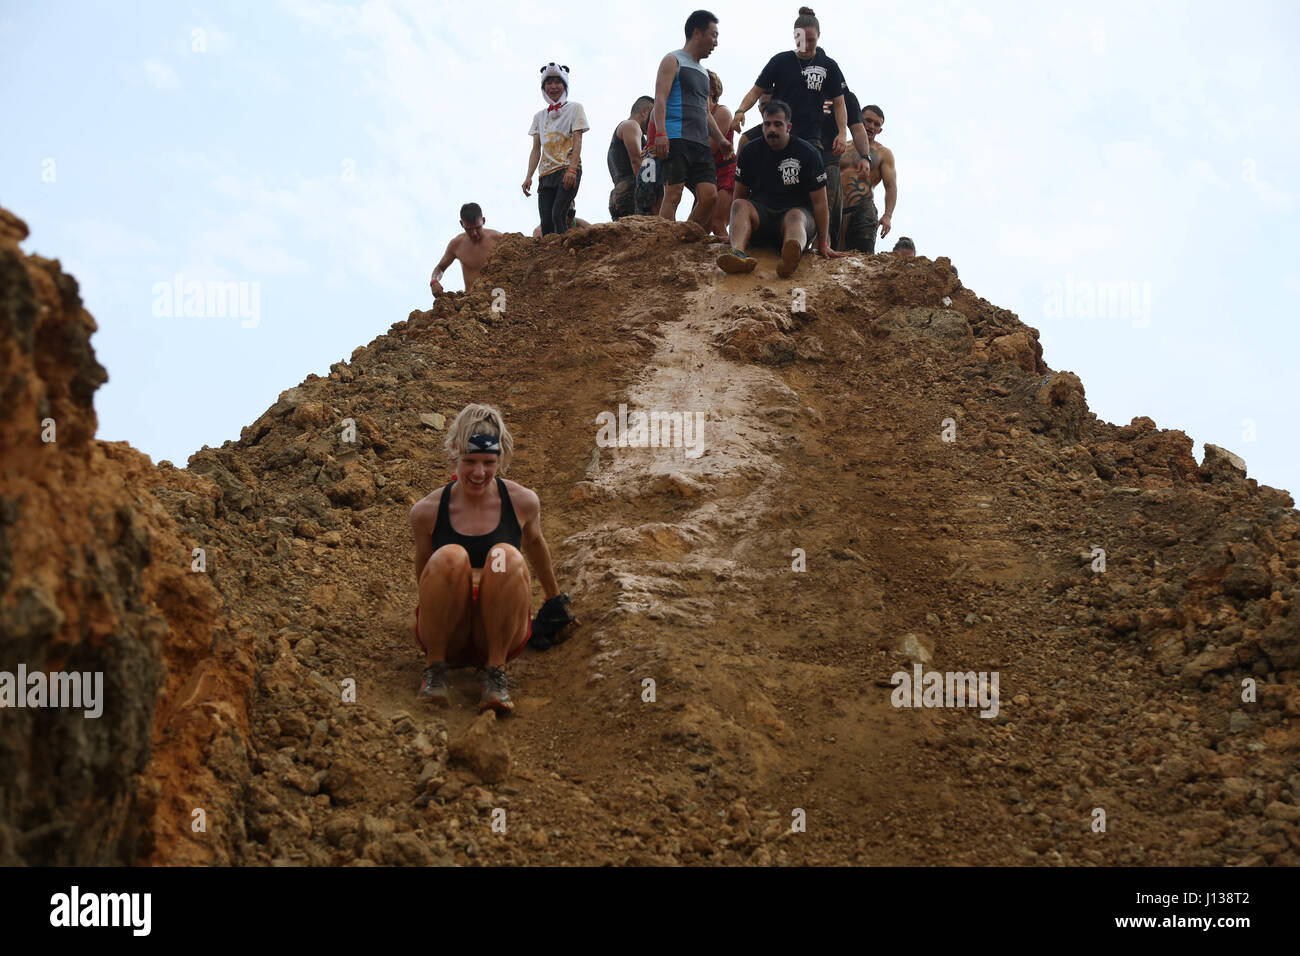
left=755, top=49, right=847, bottom=145
left=735, top=136, right=827, bottom=211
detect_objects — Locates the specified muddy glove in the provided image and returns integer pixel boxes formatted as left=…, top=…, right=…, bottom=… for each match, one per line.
left=529, top=593, right=577, bottom=650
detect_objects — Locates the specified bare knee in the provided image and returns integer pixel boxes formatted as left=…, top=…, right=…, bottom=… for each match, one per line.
left=422, top=545, right=471, bottom=585
left=480, top=544, right=528, bottom=583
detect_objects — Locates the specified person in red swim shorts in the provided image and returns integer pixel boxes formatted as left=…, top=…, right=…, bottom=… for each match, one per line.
left=707, top=69, right=736, bottom=239
left=407, top=403, right=574, bottom=712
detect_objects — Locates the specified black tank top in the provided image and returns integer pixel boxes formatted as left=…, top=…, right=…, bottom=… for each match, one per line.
left=607, top=126, right=642, bottom=181
left=430, top=477, right=523, bottom=568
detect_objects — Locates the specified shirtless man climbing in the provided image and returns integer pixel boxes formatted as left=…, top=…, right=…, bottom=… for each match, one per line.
left=430, top=203, right=504, bottom=295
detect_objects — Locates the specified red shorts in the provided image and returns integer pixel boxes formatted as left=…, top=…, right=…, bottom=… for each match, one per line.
left=414, top=584, right=531, bottom=666
left=715, top=159, right=736, bottom=193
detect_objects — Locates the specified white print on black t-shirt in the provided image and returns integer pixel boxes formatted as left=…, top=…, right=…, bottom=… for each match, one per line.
left=803, top=65, right=828, bottom=91
left=779, top=158, right=803, bottom=186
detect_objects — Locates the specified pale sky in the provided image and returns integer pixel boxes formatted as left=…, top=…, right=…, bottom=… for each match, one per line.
left=3, top=0, right=1298, bottom=497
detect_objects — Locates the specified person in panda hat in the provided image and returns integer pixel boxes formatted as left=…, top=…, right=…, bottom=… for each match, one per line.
left=523, top=62, right=590, bottom=236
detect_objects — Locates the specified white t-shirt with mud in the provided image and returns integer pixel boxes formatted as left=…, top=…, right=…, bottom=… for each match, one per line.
left=529, top=102, right=590, bottom=178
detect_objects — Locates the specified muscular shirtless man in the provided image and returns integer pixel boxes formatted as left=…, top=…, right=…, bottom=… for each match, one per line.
left=839, top=104, right=897, bottom=253
left=430, top=203, right=504, bottom=295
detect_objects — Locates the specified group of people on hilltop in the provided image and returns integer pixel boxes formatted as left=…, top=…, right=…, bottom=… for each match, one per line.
left=642, top=6, right=902, bottom=277
left=432, top=7, right=916, bottom=295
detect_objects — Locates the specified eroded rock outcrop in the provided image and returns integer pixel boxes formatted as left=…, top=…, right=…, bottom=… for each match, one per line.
left=0, top=209, right=253, bottom=864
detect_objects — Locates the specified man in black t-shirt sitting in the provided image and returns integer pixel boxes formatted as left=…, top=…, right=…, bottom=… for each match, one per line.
left=716, top=99, right=849, bottom=279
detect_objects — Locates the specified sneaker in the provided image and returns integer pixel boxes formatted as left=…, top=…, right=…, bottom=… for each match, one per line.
left=418, top=662, right=450, bottom=706
left=717, top=248, right=758, bottom=274
left=777, top=237, right=802, bottom=278
left=478, top=665, right=514, bottom=713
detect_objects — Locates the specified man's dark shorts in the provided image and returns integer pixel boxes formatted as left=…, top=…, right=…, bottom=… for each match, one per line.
left=842, top=195, right=878, bottom=253
left=749, top=200, right=817, bottom=248
left=665, top=138, right=717, bottom=189
left=609, top=175, right=636, bottom=219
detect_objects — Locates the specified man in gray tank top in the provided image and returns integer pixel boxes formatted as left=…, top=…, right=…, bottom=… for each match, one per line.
left=651, top=10, right=734, bottom=225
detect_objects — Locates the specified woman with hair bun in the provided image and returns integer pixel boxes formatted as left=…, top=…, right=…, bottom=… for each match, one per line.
left=408, top=403, right=573, bottom=712
left=729, top=8, right=849, bottom=157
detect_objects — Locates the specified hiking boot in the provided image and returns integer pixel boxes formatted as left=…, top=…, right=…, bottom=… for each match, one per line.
left=717, top=248, right=758, bottom=274
left=418, top=662, right=450, bottom=706
left=777, top=237, right=802, bottom=278
left=478, top=665, right=514, bottom=713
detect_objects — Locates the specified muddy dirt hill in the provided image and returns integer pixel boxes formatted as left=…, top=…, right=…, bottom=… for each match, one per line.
left=2, top=206, right=1298, bottom=866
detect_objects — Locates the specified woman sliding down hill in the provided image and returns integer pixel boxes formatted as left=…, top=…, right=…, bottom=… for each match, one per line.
left=408, top=404, right=575, bottom=712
